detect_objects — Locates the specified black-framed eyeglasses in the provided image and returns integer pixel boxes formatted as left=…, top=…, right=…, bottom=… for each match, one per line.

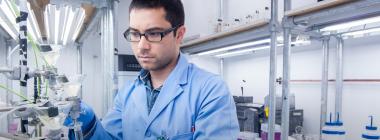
left=123, top=26, right=178, bottom=42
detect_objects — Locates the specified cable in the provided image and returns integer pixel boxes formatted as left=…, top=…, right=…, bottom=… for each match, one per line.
left=0, top=84, right=32, bottom=103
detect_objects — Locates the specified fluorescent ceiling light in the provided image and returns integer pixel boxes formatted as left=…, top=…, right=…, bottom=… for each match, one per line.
left=27, top=3, right=42, bottom=43
left=343, top=27, right=380, bottom=37
left=44, top=6, right=50, bottom=41
left=214, top=39, right=311, bottom=58
left=0, top=0, right=16, bottom=25
left=322, top=16, right=380, bottom=31
left=62, top=7, right=75, bottom=45
left=0, top=1, right=42, bottom=42
left=215, top=45, right=270, bottom=58
left=0, top=16, right=17, bottom=39
left=54, top=6, right=60, bottom=44
left=44, top=4, right=86, bottom=45
left=71, top=9, right=85, bottom=42
left=196, top=39, right=270, bottom=56
left=0, top=0, right=17, bottom=39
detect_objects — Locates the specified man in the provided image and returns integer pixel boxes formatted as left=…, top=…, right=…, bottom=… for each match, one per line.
left=69, top=0, right=239, bottom=139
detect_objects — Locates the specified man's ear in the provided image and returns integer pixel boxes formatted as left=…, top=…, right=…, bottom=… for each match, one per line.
left=175, top=26, right=186, bottom=45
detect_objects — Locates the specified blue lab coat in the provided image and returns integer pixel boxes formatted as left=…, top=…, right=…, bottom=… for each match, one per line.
left=86, top=53, right=239, bottom=140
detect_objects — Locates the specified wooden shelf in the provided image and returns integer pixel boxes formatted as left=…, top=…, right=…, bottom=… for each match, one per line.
left=180, top=19, right=270, bottom=54
left=285, top=0, right=354, bottom=17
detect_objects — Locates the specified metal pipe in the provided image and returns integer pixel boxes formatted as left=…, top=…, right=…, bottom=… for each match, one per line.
left=219, top=0, right=224, bottom=21
left=216, top=0, right=225, bottom=32
left=335, top=36, right=344, bottom=118
left=77, top=44, right=83, bottom=99
left=220, top=58, right=224, bottom=78
left=35, top=123, right=42, bottom=137
left=18, top=0, right=29, bottom=134
left=5, top=40, right=12, bottom=133
left=100, top=1, right=117, bottom=117
left=112, top=0, right=119, bottom=105
left=101, top=7, right=108, bottom=117
left=281, top=0, right=292, bottom=139
left=268, top=0, right=279, bottom=139
left=320, top=37, right=330, bottom=138
left=0, top=68, right=13, bottom=73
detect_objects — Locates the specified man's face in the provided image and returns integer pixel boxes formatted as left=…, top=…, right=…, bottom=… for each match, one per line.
left=129, top=8, right=185, bottom=71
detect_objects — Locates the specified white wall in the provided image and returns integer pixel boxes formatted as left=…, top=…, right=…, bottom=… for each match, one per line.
left=81, top=31, right=103, bottom=117
left=187, top=54, right=221, bottom=75
left=208, top=35, right=380, bottom=139
left=116, top=0, right=132, bottom=55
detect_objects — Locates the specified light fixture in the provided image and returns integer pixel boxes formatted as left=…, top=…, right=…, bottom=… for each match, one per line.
left=215, top=45, right=270, bottom=58
left=213, top=39, right=311, bottom=58
left=342, top=27, right=380, bottom=37
left=27, top=2, right=42, bottom=43
left=54, top=6, right=60, bottom=44
left=321, top=16, right=380, bottom=31
left=0, top=1, right=43, bottom=42
left=196, top=39, right=271, bottom=56
left=44, top=6, right=51, bottom=41
left=0, top=0, right=17, bottom=40
left=71, top=9, right=85, bottom=42
left=44, top=4, right=86, bottom=45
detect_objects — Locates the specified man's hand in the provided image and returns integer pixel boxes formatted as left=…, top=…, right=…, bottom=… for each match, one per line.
left=63, top=101, right=96, bottom=138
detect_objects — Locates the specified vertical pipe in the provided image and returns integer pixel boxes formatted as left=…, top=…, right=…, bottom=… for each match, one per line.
left=112, top=0, right=119, bottom=102
left=101, top=1, right=117, bottom=117
left=220, top=58, right=224, bottom=78
left=281, top=0, right=292, bottom=139
left=219, top=0, right=224, bottom=21
left=18, top=0, right=29, bottom=134
left=77, top=44, right=83, bottom=99
left=101, top=7, right=108, bottom=117
left=268, top=0, right=279, bottom=139
left=335, top=36, right=343, bottom=119
left=320, top=37, right=330, bottom=138
left=5, top=40, right=12, bottom=132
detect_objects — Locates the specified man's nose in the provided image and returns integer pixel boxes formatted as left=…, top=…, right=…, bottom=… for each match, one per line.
left=137, top=36, right=151, bottom=50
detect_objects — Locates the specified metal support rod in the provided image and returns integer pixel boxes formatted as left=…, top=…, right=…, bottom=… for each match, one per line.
left=268, top=0, right=279, bottom=139
left=101, top=7, right=109, bottom=117
left=281, top=0, right=292, bottom=139
left=77, top=44, right=83, bottom=99
left=216, top=0, right=225, bottom=32
left=0, top=68, right=13, bottom=73
left=100, top=1, right=117, bottom=117
left=18, top=0, right=28, bottom=99
left=18, top=0, right=29, bottom=134
left=335, top=36, right=344, bottom=118
left=219, top=0, right=224, bottom=21
left=35, top=123, right=42, bottom=137
left=113, top=0, right=119, bottom=105
left=320, top=37, right=330, bottom=138
left=5, top=40, right=12, bottom=133
left=220, top=58, right=224, bottom=78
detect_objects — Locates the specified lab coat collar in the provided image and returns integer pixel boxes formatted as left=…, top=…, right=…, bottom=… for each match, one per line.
left=143, top=52, right=190, bottom=132
left=138, top=70, right=150, bottom=83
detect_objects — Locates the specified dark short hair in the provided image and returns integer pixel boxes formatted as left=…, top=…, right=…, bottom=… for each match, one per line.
left=129, top=0, right=185, bottom=29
